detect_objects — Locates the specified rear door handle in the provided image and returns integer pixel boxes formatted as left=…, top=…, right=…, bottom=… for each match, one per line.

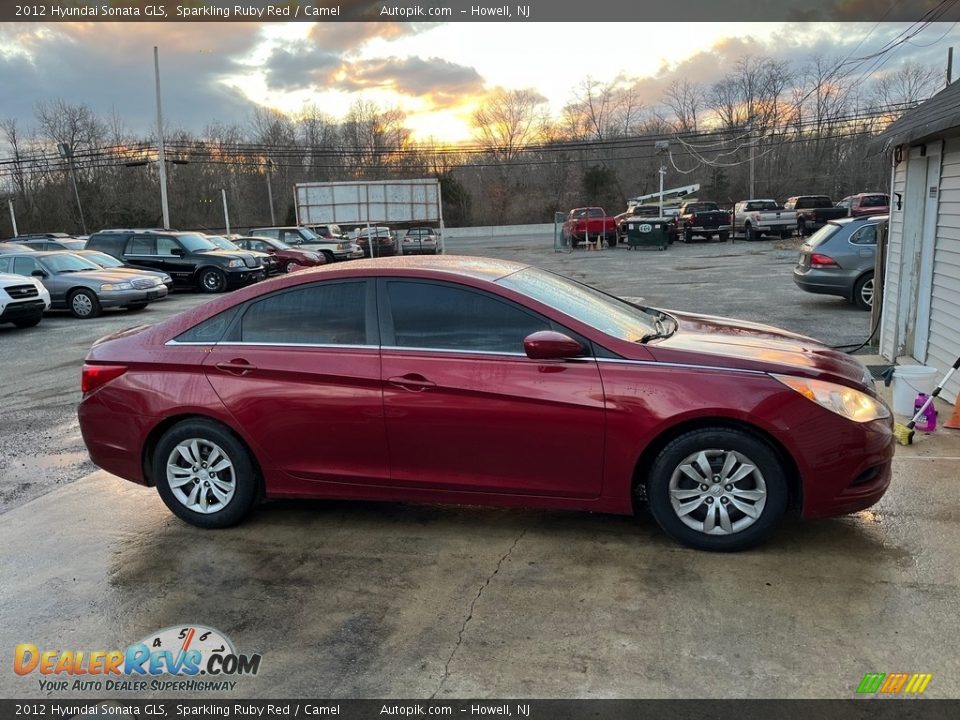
left=216, top=359, right=257, bottom=376
left=387, top=373, right=436, bottom=391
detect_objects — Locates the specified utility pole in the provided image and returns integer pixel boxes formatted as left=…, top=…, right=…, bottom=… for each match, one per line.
left=265, top=159, right=276, bottom=225
left=57, top=142, right=87, bottom=234
left=748, top=122, right=755, bottom=200
left=948, top=47, right=954, bottom=87
left=154, top=46, right=171, bottom=230
left=655, top=140, right=669, bottom=218
left=221, top=188, right=231, bottom=235
left=8, top=198, right=18, bottom=237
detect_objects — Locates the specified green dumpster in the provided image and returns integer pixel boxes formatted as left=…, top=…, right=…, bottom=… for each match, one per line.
left=625, top=217, right=669, bottom=250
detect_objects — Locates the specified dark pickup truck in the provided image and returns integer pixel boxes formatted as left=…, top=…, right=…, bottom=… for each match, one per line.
left=675, top=201, right=731, bottom=242
left=784, top=196, right=847, bottom=237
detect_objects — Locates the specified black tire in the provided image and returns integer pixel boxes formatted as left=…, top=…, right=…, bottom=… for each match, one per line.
left=853, top=272, right=874, bottom=311
left=321, top=250, right=335, bottom=264
left=718, top=232, right=730, bottom=242
left=198, top=268, right=227, bottom=294
left=68, top=288, right=101, bottom=319
left=13, top=313, right=42, bottom=328
left=781, top=229, right=793, bottom=240
left=798, top=220, right=807, bottom=237
left=153, top=418, right=258, bottom=529
left=744, top=223, right=756, bottom=242
left=126, top=303, right=148, bottom=312
left=683, top=229, right=693, bottom=243
left=645, top=427, right=788, bottom=551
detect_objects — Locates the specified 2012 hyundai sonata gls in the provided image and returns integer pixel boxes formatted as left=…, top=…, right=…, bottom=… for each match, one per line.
left=78, top=256, right=894, bottom=551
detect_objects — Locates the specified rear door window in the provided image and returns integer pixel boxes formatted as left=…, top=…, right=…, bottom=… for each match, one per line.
left=240, top=281, right=368, bottom=346
left=126, top=236, right=155, bottom=255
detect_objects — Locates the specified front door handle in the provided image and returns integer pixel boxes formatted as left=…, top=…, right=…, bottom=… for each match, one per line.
left=387, top=373, right=436, bottom=391
left=216, top=359, right=257, bottom=376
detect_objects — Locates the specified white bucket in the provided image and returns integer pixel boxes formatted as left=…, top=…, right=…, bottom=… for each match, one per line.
left=892, top=366, right=938, bottom=416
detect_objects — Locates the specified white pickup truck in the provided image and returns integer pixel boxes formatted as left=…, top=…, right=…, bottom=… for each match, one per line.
left=733, top=200, right=796, bottom=241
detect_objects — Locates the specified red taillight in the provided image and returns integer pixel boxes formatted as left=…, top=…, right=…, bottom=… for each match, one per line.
left=810, top=253, right=839, bottom=267
left=82, top=364, right=127, bottom=394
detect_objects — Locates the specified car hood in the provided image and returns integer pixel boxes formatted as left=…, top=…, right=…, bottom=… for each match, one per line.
left=198, top=249, right=257, bottom=261
left=52, top=269, right=156, bottom=283
left=648, top=310, right=870, bottom=389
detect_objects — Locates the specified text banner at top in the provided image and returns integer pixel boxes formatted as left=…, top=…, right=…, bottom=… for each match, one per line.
left=3, top=0, right=960, bottom=22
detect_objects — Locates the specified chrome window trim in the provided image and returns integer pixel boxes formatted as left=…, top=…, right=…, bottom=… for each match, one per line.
left=166, top=339, right=376, bottom=350
left=383, top=345, right=530, bottom=358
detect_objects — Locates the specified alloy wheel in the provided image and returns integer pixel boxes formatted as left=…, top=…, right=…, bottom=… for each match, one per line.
left=860, top=277, right=874, bottom=308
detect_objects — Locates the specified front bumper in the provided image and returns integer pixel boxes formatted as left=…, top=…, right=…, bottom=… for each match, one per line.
left=334, top=246, right=365, bottom=261
left=0, top=298, right=47, bottom=321
left=226, top=268, right=266, bottom=287
left=98, top=286, right=169, bottom=308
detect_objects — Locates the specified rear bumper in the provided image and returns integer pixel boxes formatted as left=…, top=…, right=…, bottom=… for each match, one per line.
left=793, top=268, right=856, bottom=297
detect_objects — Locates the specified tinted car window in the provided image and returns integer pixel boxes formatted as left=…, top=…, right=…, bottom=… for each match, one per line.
left=126, top=236, right=155, bottom=255
left=807, top=223, right=842, bottom=249
left=862, top=195, right=887, bottom=208
left=175, top=306, right=241, bottom=344
left=387, top=281, right=550, bottom=353
left=157, top=237, right=181, bottom=255
left=13, top=256, right=43, bottom=275
left=850, top=224, right=878, bottom=245
left=240, top=282, right=366, bottom=345
left=0, top=256, right=11, bottom=272
left=178, top=234, right=217, bottom=252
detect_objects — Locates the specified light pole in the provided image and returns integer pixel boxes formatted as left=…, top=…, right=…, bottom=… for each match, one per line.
left=154, top=46, right=171, bottom=229
left=57, top=142, right=87, bottom=234
left=221, top=188, right=231, bottom=235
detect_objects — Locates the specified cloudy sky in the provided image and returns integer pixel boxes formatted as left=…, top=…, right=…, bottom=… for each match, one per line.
left=1, top=22, right=957, bottom=142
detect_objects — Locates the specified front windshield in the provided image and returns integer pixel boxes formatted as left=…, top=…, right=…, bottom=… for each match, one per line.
left=42, top=253, right=101, bottom=273
left=498, top=267, right=658, bottom=342
left=84, top=251, right=122, bottom=267
left=807, top=223, right=842, bottom=249
left=270, top=239, right=291, bottom=250
left=207, top=236, right=240, bottom=250
left=60, top=240, right=86, bottom=250
left=299, top=228, right=319, bottom=241
left=178, top=234, right=217, bottom=252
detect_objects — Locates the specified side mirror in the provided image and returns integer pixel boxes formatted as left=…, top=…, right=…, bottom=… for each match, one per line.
left=31, top=269, right=47, bottom=278
left=170, top=247, right=184, bottom=256
left=523, top=331, right=584, bottom=360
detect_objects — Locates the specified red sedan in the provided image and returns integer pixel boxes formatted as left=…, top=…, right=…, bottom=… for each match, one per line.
left=232, top=236, right=326, bottom=273
left=78, top=257, right=894, bottom=551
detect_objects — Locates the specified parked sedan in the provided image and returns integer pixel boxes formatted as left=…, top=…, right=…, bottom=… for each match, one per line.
left=353, top=226, right=397, bottom=257
left=232, top=236, right=326, bottom=273
left=401, top=227, right=439, bottom=255
left=793, top=216, right=884, bottom=310
left=78, top=256, right=892, bottom=551
left=0, top=251, right=167, bottom=318
left=73, top=250, right=174, bottom=290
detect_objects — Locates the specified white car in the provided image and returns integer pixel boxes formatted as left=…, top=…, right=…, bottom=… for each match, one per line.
left=0, top=272, right=51, bottom=329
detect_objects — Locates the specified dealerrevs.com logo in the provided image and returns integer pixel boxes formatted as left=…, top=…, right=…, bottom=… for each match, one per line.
left=14, top=625, right=262, bottom=692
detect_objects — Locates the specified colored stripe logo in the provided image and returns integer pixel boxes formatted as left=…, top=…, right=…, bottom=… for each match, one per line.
left=857, top=673, right=932, bottom=695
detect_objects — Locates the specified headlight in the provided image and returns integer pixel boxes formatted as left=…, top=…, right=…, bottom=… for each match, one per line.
left=337, top=242, right=349, bottom=250
left=227, top=259, right=243, bottom=268
left=773, top=374, right=890, bottom=423
left=100, top=282, right=133, bottom=291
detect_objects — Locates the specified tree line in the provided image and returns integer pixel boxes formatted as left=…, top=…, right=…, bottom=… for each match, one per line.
left=0, top=55, right=943, bottom=237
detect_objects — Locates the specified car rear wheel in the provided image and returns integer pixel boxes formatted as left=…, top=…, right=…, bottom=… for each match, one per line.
left=13, top=313, right=42, bottom=328
left=718, top=232, right=729, bottom=242
left=198, top=268, right=227, bottom=294
left=646, top=428, right=788, bottom=551
left=153, top=419, right=258, bottom=529
left=69, top=289, right=101, bottom=319
left=744, top=223, right=756, bottom=241
left=853, top=272, right=874, bottom=311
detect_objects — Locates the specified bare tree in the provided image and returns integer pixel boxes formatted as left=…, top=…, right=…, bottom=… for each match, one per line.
left=663, top=78, right=704, bottom=133
left=872, top=62, right=941, bottom=107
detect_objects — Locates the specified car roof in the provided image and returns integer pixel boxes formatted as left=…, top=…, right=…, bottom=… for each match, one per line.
left=318, top=255, right=527, bottom=281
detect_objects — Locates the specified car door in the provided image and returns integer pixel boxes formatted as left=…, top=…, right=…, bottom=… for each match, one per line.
left=379, top=278, right=606, bottom=498
left=154, top=236, right=198, bottom=281
left=121, top=235, right=164, bottom=274
left=12, top=255, right=62, bottom=304
left=203, top=279, right=389, bottom=485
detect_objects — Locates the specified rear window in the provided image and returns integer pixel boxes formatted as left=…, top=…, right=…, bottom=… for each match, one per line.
left=745, top=201, right=780, bottom=211
left=861, top=195, right=888, bottom=208
left=807, top=223, right=842, bottom=249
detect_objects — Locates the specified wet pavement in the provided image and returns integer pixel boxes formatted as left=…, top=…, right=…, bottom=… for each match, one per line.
left=1, top=233, right=958, bottom=698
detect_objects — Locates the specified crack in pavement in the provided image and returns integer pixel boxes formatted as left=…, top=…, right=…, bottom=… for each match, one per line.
left=430, top=526, right=529, bottom=699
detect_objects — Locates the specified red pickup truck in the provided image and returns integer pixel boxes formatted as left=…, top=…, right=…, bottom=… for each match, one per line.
left=562, top=207, right=617, bottom=247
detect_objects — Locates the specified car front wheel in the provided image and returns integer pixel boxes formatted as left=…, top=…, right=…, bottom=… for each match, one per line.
left=198, top=268, right=227, bottom=294
left=153, top=419, right=258, bottom=528
left=646, top=428, right=788, bottom=551
left=69, top=289, right=101, bottom=319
